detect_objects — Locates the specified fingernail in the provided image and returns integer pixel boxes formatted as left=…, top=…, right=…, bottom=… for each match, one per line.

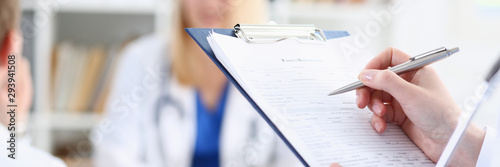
left=356, top=94, right=360, bottom=106
left=374, top=122, right=382, bottom=133
left=359, top=70, right=374, bottom=82
left=373, top=104, right=381, bottom=116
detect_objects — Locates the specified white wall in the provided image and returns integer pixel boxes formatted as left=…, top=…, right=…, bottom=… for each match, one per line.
left=390, top=0, right=500, bottom=127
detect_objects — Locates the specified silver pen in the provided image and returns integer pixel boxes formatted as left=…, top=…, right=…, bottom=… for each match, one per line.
left=328, top=47, right=460, bottom=96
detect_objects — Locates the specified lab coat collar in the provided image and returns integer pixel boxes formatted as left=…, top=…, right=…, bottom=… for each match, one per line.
left=160, top=76, right=196, bottom=166
left=220, top=84, right=257, bottom=167
left=161, top=76, right=259, bottom=166
left=0, top=124, right=67, bottom=167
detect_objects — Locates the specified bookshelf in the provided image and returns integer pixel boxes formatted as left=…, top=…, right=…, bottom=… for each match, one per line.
left=21, top=0, right=170, bottom=157
left=56, top=1, right=156, bottom=15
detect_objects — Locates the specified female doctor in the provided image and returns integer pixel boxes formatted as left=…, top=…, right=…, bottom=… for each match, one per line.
left=92, top=0, right=300, bottom=166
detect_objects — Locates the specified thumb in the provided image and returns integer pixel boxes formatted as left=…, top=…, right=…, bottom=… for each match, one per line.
left=358, top=69, right=419, bottom=102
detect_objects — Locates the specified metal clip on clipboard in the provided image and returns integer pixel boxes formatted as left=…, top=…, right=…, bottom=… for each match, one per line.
left=234, top=24, right=327, bottom=44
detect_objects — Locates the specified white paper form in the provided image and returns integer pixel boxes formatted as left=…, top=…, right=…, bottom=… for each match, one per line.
left=208, top=32, right=434, bottom=167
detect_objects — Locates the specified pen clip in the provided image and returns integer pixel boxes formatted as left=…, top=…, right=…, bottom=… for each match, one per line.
left=409, top=47, right=447, bottom=61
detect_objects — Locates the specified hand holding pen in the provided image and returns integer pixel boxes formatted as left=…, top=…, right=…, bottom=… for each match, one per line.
left=346, top=47, right=485, bottom=166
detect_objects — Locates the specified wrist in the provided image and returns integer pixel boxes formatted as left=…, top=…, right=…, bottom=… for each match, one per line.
left=423, top=104, right=461, bottom=162
left=447, top=124, right=485, bottom=166
left=436, top=104, right=461, bottom=144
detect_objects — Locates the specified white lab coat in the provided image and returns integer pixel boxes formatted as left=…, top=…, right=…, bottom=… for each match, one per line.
left=0, top=124, right=67, bottom=167
left=92, top=34, right=301, bottom=167
left=477, top=126, right=500, bottom=166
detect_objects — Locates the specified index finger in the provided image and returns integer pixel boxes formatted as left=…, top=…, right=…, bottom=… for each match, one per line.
left=365, top=47, right=412, bottom=70
left=356, top=47, right=413, bottom=109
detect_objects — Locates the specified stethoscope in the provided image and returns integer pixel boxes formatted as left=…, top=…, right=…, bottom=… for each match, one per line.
left=153, top=63, right=185, bottom=166
left=152, top=66, right=265, bottom=166
left=153, top=61, right=186, bottom=124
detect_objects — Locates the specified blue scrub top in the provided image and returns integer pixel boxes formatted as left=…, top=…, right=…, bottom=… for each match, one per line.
left=192, top=83, right=230, bottom=167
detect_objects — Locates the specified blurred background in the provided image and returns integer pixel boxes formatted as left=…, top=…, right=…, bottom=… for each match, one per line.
left=19, top=0, right=500, bottom=166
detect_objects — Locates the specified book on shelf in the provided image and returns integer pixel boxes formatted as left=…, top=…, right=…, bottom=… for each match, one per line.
left=50, top=39, right=131, bottom=114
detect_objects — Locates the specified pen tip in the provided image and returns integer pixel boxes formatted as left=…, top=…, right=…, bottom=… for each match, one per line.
left=328, top=92, right=339, bottom=96
left=448, top=47, right=459, bottom=55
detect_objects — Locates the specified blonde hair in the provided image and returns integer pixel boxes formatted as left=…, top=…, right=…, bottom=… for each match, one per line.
left=0, top=0, right=20, bottom=46
left=170, top=0, right=268, bottom=86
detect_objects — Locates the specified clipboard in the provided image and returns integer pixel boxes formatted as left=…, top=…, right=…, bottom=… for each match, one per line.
left=185, top=24, right=349, bottom=166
